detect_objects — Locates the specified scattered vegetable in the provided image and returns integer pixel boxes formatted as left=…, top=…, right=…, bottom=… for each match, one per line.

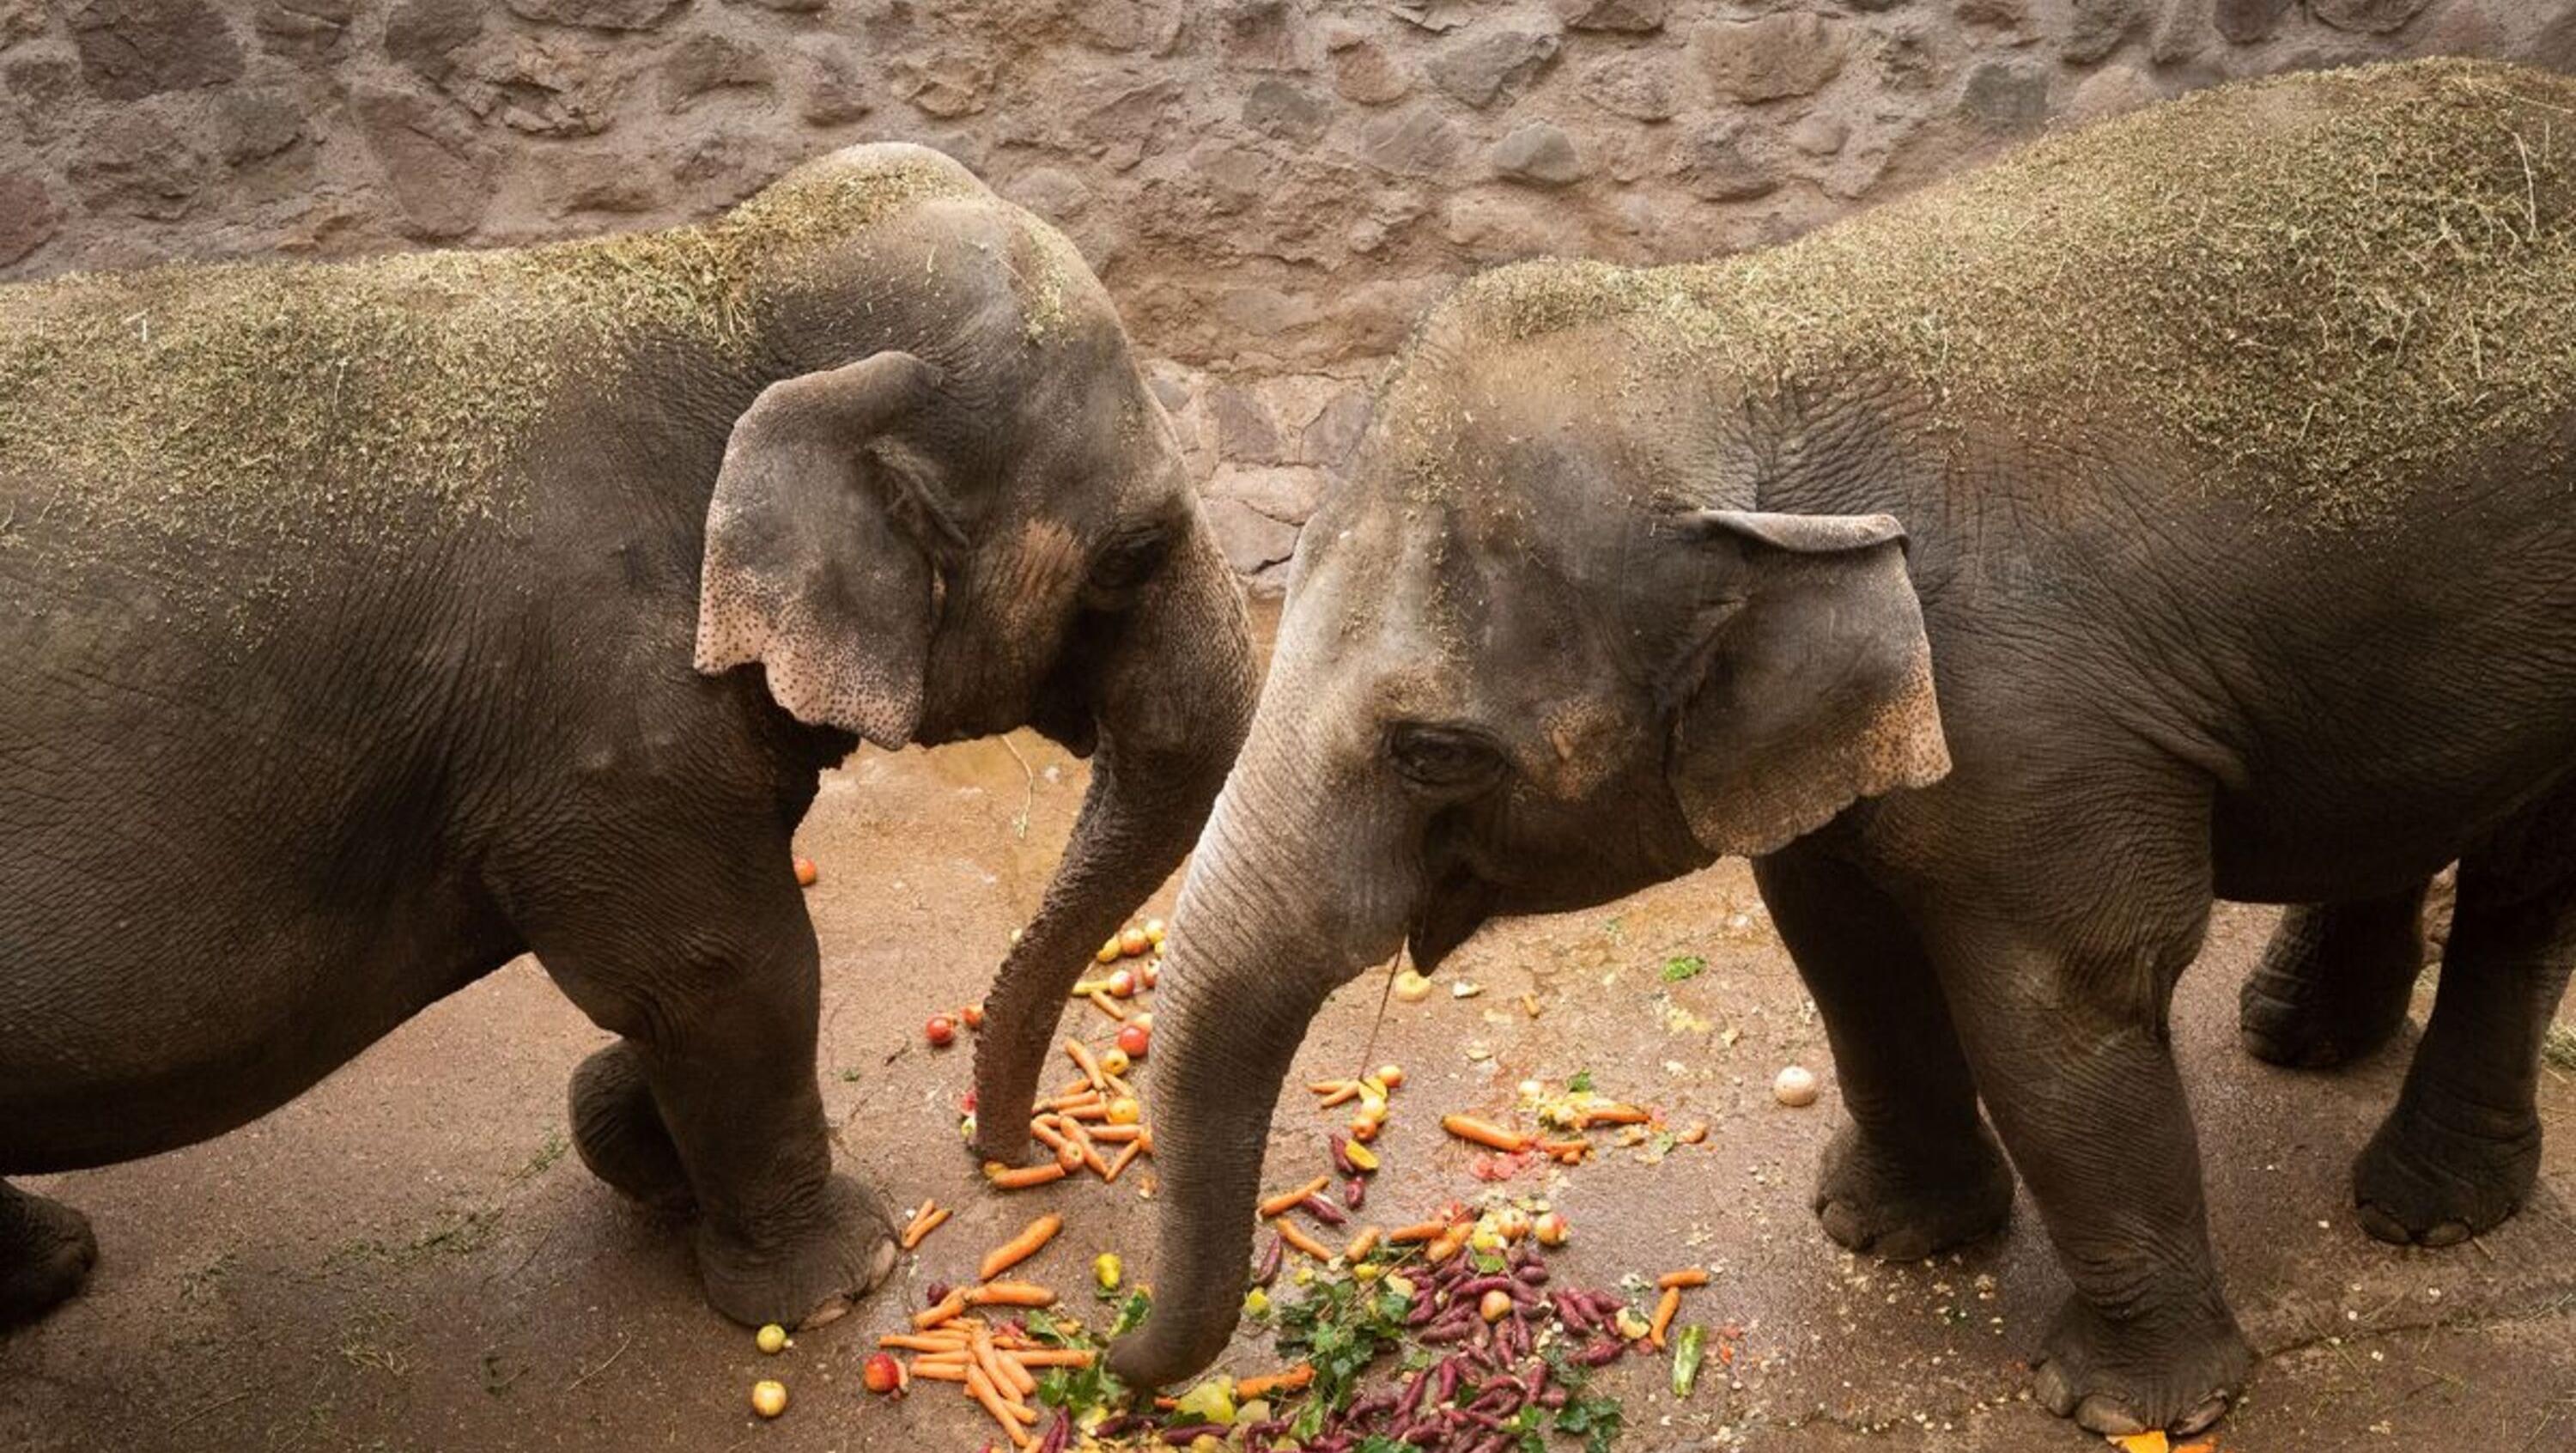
left=1392, top=969, right=1433, bottom=1002
left=750, top=1379, right=788, bottom=1419
left=863, top=1352, right=905, bottom=1395
left=1095, top=1252, right=1122, bottom=1291
left=926, top=1014, right=957, bottom=1048
left=1115, top=1022, right=1151, bottom=1058
left=981, top=1214, right=1063, bottom=1281
left=1119, top=927, right=1151, bottom=958
left=755, top=1322, right=787, bottom=1355
left=1773, top=1064, right=1820, bottom=1107
left=1534, top=1210, right=1571, bottom=1246
left=1671, top=1323, right=1707, bottom=1398
left=793, top=856, right=818, bottom=887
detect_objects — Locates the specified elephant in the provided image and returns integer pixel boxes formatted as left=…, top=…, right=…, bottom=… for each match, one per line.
left=1106, top=58, right=2576, bottom=1438
left=0, top=144, right=1255, bottom=1334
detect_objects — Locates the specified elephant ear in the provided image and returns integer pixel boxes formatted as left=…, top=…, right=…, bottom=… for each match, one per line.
left=694, top=351, right=953, bottom=746
left=1666, top=510, right=1950, bottom=860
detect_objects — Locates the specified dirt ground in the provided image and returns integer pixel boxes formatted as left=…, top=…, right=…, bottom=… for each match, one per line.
left=7, top=610, right=2576, bottom=1453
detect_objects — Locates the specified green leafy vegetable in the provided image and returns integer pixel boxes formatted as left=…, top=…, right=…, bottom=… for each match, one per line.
left=1672, top=1322, right=1707, bottom=1398
left=1661, top=954, right=1707, bottom=982
left=1567, top=1070, right=1595, bottom=1093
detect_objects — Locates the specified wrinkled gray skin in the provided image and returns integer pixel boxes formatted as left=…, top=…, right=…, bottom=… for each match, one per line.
left=1109, top=173, right=2576, bottom=1450
left=0, top=146, right=1254, bottom=1334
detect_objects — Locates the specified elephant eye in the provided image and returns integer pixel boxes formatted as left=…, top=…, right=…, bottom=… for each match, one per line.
left=1089, top=526, right=1170, bottom=597
left=1388, top=722, right=1506, bottom=793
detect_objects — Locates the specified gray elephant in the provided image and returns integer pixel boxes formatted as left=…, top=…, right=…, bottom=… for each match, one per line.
left=0, top=145, right=1254, bottom=1333
left=1104, top=58, right=2576, bottom=1438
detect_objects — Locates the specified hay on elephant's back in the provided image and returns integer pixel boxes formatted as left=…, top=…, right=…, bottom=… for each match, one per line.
left=1421, top=58, right=2576, bottom=527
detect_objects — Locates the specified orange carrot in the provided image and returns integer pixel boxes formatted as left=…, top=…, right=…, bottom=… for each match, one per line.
left=1344, top=1226, right=1382, bottom=1261
left=1090, top=1122, right=1144, bottom=1143
left=1656, top=1268, right=1710, bottom=1290
left=1259, top=1176, right=1331, bottom=1219
left=967, top=1364, right=1036, bottom=1447
left=1065, top=1039, right=1108, bottom=1091
left=986, top=1161, right=1069, bottom=1190
left=909, top=1361, right=969, bottom=1383
left=899, top=1203, right=953, bottom=1250
left=878, top=1331, right=969, bottom=1352
left=1315, top=1082, right=1362, bottom=1108
left=1235, top=1364, right=1317, bottom=1401
left=1425, top=1231, right=1464, bottom=1263
left=1583, top=1103, right=1653, bottom=1127
left=1277, top=1219, right=1337, bottom=1262
left=1088, top=989, right=1129, bottom=1022
left=1030, top=1117, right=1084, bottom=1171
left=966, top=1281, right=1059, bottom=1308
left=1648, top=1286, right=1681, bottom=1348
left=1540, top=1139, right=1591, bottom=1163
left=914, top=1289, right=969, bottom=1329
left=1387, top=1220, right=1449, bottom=1244
left=1011, top=1348, right=1097, bottom=1368
left=1060, top=1117, right=1112, bottom=1177
left=980, top=1213, right=1063, bottom=1281
left=1440, top=1115, right=1533, bottom=1152
left=1103, top=1138, right=1145, bottom=1183
left=973, top=1323, right=1036, bottom=1401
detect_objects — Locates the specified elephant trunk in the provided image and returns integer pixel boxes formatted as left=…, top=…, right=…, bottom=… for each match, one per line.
left=970, top=527, right=1255, bottom=1164
left=1105, top=689, right=1415, bottom=1389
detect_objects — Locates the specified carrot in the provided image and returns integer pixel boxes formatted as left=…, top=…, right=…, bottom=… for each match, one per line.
left=899, top=1203, right=953, bottom=1250
left=1308, top=1079, right=1357, bottom=1096
left=1424, top=1230, right=1464, bottom=1263
left=985, top=1161, right=1069, bottom=1190
left=1235, top=1363, right=1316, bottom=1401
left=967, top=1364, right=1036, bottom=1446
left=1048, top=1088, right=1104, bottom=1113
left=1315, top=1082, right=1362, bottom=1108
left=1012, top=1349, right=1097, bottom=1368
left=909, top=1362, right=969, bottom=1383
left=1387, top=1220, right=1449, bottom=1244
left=1345, top=1226, right=1382, bottom=1261
left=1583, top=1103, right=1653, bottom=1127
left=879, top=1331, right=969, bottom=1352
left=1065, top=1039, right=1108, bottom=1091
left=1648, top=1286, right=1681, bottom=1349
left=1277, top=1219, right=1337, bottom=1262
left=914, top=1289, right=969, bottom=1329
left=1656, top=1268, right=1711, bottom=1290
left=1103, top=1138, right=1145, bottom=1183
left=1088, top=989, right=1129, bottom=1022
left=973, top=1323, right=1036, bottom=1401
left=1259, top=1176, right=1331, bottom=1219
left=1090, top=1122, right=1144, bottom=1143
left=966, top=1280, right=1058, bottom=1308
left=1060, top=1117, right=1112, bottom=1177
left=1054, top=1074, right=1094, bottom=1099
left=1030, top=1117, right=1084, bottom=1171
left=1540, top=1139, right=1591, bottom=1163
left=1440, top=1115, right=1534, bottom=1152
left=980, top=1213, right=1064, bottom=1281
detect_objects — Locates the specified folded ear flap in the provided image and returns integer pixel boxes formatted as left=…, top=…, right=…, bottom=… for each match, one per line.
left=693, top=351, right=951, bottom=746
left=1667, top=510, right=1951, bottom=860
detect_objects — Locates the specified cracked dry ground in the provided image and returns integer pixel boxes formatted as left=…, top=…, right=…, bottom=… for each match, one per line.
left=6, top=615, right=2574, bottom=1452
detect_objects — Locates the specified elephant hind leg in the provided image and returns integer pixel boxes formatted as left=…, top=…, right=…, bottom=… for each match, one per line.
left=570, top=1041, right=698, bottom=1217
left=2355, top=809, right=2576, bottom=1247
left=2239, top=884, right=2429, bottom=1069
left=0, top=1180, right=98, bottom=1327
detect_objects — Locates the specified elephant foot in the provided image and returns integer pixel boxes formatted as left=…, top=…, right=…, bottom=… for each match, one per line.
left=570, top=1042, right=697, bottom=1216
left=1811, top=1121, right=2013, bottom=1261
left=0, top=1181, right=99, bottom=1328
left=2238, top=906, right=2422, bottom=1070
left=2353, top=1099, right=2540, bottom=1247
left=696, top=1174, right=900, bottom=1331
left=2032, top=1294, right=2251, bottom=1438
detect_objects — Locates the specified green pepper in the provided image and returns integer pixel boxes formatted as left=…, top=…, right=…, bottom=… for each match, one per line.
left=1671, top=1323, right=1707, bottom=1400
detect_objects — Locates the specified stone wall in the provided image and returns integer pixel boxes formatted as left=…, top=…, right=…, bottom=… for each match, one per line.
left=4, top=1, right=2572, bottom=587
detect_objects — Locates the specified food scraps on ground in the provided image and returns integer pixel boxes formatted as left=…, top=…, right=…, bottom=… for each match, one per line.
left=901, top=1200, right=952, bottom=1250
left=926, top=1014, right=957, bottom=1048
left=754, top=1322, right=787, bottom=1355
left=750, top=1378, right=788, bottom=1419
left=1392, top=968, right=1434, bottom=1002
left=1115, top=1021, right=1151, bottom=1058
left=981, top=1214, right=1064, bottom=1281
left=793, top=856, right=818, bottom=887
left=1772, top=1064, right=1820, bottom=1107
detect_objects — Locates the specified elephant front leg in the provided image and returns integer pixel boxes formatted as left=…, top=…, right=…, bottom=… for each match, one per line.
left=534, top=885, right=898, bottom=1330
left=1929, top=908, right=2251, bottom=1439
left=2238, top=883, right=2429, bottom=1069
left=1755, top=840, right=2012, bottom=1261
left=0, top=1180, right=97, bottom=1327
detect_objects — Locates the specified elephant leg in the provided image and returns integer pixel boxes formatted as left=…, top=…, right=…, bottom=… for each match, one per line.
left=1925, top=878, right=2248, bottom=1438
left=2354, top=816, right=2576, bottom=1246
left=1754, top=838, right=2012, bottom=1261
left=526, top=854, right=897, bottom=1331
left=0, top=1180, right=98, bottom=1327
left=569, top=1040, right=697, bottom=1216
left=2239, top=884, right=2428, bottom=1068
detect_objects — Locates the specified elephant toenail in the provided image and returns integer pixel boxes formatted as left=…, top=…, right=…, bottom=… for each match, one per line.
left=2032, top=1362, right=2078, bottom=1417
left=2176, top=1393, right=2230, bottom=1437
left=2421, top=1220, right=2471, bottom=1248
left=2073, top=1394, right=2147, bottom=1437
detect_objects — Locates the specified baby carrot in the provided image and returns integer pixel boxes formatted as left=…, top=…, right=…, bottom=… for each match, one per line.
left=1315, top=1082, right=1362, bottom=1108
left=980, top=1213, right=1064, bottom=1281
left=1648, top=1286, right=1681, bottom=1349
left=1583, top=1103, right=1653, bottom=1127
left=1440, top=1115, right=1534, bottom=1152
left=966, top=1281, right=1059, bottom=1308
left=1259, top=1176, right=1331, bottom=1219
left=909, top=1362, right=969, bottom=1383
left=1345, top=1226, right=1382, bottom=1261
left=966, top=1364, right=1036, bottom=1447
left=1090, top=1122, right=1144, bottom=1143
left=1277, top=1219, right=1337, bottom=1262
left=1387, top=1220, right=1449, bottom=1243
left=1088, top=989, right=1129, bottom=1022
left=914, top=1289, right=969, bottom=1330
left=1235, top=1364, right=1316, bottom=1401
left=1065, top=1039, right=1109, bottom=1091
left=1030, top=1117, right=1083, bottom=1170
left=1012, top=1349, right=1096, bottom=1368
left=986, top=1161, right=1069, bottom=1190
left=1103, top=1138, right=1145, bottom=1183
left=1656, top=1268, right=1711, bottom=1290
left=1060, top=1118, right=1112, bottom=1177
left=900, top=1203, right=952, bottom=1250
left=878, top=1331, right=969, bottom=1352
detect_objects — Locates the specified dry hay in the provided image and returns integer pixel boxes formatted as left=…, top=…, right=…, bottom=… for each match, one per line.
left=1397, top=58, right=2576, bottom=528
left=0, top=143, right=1080, bottom=614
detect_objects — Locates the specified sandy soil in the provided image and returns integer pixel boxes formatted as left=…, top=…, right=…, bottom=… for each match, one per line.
left=6, top=611, right=2574, bottom=1452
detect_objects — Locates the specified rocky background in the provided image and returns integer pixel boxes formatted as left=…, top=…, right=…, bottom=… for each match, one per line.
left=4, top=1, right=2572, bottom=587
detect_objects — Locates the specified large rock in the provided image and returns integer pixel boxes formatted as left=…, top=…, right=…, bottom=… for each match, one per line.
left=61, top=0, right=244, bottom=99
left=504, top=0, right=689, bottom=30
left=1553, top=0, right=1665, bottom=33
left=0, top=169, right=58, bottom=265
left=1208, top=464, right=1327, bottom=520
left=1206, top=382, right=1285, bottom=464
left=352, top=83, right=497, bottom=239
left=2151, top=0, right=2212, bottom=64
left=1958, top=58, right=2050, bottom=131
left=1678, top=116, right=1781, bottom=201
left=1425, top=26, right=1558, bottom=108
left=1074, top=0, right=1184, bottom=53
left=2213, top=0, right=2292, bottom=44
left=252, top=0, right=355, bottom=59
left=892, top=52, right=992, bottom=118
left=69, top=106, right=209, bottom=218
left=1219, top=0, right=1297, bottom=70
left=1490, top=122, right=1583, bottom=186
left=0, top=0, right=45, bottom=48
left=2, top=52, right=80, bottom=143
left=1334, top=40, right=1410, bottom=104
left=2308, top=0, right=2429, bottom=33
left=1689, top=14, right=1847, bottom=103
left=385, top=0, right=481, bottom=80
left=793, top=36, right=871, bottom=125
left=1580, top=51, right=1680, bottom=120
left=218, top=88, right=306, bottom=165
left=2063, top=0, right=2145, bottom=64
left=2534, top=4, right=2576, bottom=72
left=1243, top=77, right=1332, bottom=145
left=1203, top=495, right=1302, bottom=576
left=459, top=37, right=624, bottom=136
left=661, top=31, right=773, bottom=112
left=1357, top=105, right=1463, bottom=176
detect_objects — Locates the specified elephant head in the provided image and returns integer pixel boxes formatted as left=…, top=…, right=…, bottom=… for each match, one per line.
left=1108, top=264, right=1949, bottom=1385
left=688, top=145, right=1257, bottom=1159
